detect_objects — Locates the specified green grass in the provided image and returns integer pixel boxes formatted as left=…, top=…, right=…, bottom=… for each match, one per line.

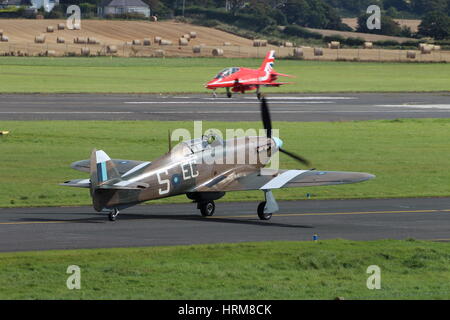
left=0, top=119, right=449, bottom=208
left=0, top=57, right=449, bottom=93
left=0, top=240, right=449, bottom=299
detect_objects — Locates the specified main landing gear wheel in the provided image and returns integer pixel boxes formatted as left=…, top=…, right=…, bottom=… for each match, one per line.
left=226, top=91, right=232, bottom=98
left=199, top=201, right=215, bottom=217
left=257, top=202, right=272, bottom=220
left=109, top=208, right=119, bottom=221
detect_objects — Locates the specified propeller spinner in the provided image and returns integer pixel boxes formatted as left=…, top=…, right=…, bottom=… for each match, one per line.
left=260, top=97, right=311, bottom=167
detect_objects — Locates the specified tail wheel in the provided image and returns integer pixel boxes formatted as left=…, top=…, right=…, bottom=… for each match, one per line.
left=109, top=208, right=119, bottom=221
left=257, top=202, right=272, bottom=220
left=200, top=201, right=215, bottom=217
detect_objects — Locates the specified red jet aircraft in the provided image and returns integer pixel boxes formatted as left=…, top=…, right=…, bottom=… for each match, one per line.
left=205, top=50, right=293, bottom=99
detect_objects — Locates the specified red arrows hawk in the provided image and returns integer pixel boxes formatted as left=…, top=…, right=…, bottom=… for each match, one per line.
left=205, top=50, right=293, bottom=99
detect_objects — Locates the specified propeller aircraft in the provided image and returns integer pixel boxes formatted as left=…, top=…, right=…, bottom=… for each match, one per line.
left=205, top=50, right=293, bottom=99
left=61, top=98, right=375, bottom=222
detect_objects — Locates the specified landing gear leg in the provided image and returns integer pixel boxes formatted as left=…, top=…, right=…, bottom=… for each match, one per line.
left=226, top=88, right=232, bottom=98
left=257, top=190, right=278, bottom=220
left=256, top=86, right=262, bottom=100
left=198, top=200, right=215, bottom=217
left=212, top=90, right=217, bottom=98
left=109, top=208, right=119, bottom=221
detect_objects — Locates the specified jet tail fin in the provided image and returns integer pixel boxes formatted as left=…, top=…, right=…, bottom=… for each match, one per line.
left=259, top=50, right=276, bottom=72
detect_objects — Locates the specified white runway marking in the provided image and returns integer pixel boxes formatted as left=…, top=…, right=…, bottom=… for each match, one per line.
left=376, top=104, right=450, bottom=109
left=243, top=96, right=357, bottom=100
left=124, top=101, right=335, bottom=105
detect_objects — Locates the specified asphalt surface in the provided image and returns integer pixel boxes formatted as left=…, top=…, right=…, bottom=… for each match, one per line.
left=1, top=92, right=450, bottom=121
left=0, top=198, right=449, bottom=252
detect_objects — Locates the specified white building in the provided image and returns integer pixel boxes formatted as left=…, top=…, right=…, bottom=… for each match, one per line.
left=30, top=0, right=59, bottom=12
left=98, top=0, right=150, bottom=18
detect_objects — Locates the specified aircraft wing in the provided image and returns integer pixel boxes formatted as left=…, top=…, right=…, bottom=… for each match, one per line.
left=71, top=159, right=149, bottom=175
left=190, top=169, right=375, bottom=192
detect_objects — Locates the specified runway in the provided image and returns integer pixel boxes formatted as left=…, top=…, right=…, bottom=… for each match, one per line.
left=0, top=197, right=449, bottom=252
left=1, top=92, right=450, bottom=121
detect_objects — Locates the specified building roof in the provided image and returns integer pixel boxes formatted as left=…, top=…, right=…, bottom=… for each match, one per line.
left=102, top=0, right=149, bottom=8
left=1, top=0, right=29, bottom=6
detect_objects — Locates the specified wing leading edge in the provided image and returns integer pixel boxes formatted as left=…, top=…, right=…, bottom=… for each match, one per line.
left=191, top=169, right=375, bottom=192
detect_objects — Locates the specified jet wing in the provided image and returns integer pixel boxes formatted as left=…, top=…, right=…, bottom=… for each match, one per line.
left=190, top=169, right=375, bottom=192
left=71, top=159, right=149, bottom=175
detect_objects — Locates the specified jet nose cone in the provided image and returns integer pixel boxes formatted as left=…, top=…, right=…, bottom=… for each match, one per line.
left=272, top=137, right=283, bottom=149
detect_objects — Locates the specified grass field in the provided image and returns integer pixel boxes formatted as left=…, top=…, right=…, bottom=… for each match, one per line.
left=0, top=119, right=449, bottom=208
left=0, top=239, right=449, bottom=299
left=1, top=57, right=450, bottom=93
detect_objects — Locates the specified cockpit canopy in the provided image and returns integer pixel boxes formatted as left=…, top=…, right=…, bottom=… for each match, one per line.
left=170, top=133, right=224, bottom=158
left=214, top=67, right=240, bottom=79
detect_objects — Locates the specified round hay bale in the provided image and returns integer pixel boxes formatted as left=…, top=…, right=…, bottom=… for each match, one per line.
left=80, top=47, right=90, bottom=56
left=106, top=45, right=118, bottom=54
left=57, top=23, right=65, bottom=30
left=421, top=45, right=432, bottom=54
left=329, top=41, right=340, bottom=49
left=35, top=35, right=45, bottom=43
left=154, top=36, right=162, bottom=44
left=363, top=42, right=373, bottom=49
left=284, top=41, right=293, bottom=47
left=74, top=37, right=87, bottom=44
left=56, top=37, right=65, bottom=44
left=154, top=49, right=165, bottom=57
left=132, top=39, right=141, bottom=45
left=1, top=35, right=9, bottom=42
left=159, top=39, right=172, bottom=46
left=143, top=38, right=151, bottom=46
left=293, top=48, right=304, bottom=58
left=212, top=48, right=224, bottom=56
left=223, top=42, right=231, bottom=46
left=192, top=45, right=201, bottom=53
left=189, top=31, right=197, bottom=39
left=46, top=26, right=54, bottom=33
left=182, top=34, right=191, bottom=41
left=253, top=39, right=267, bottom=47
left=46, top=50, right=56, bottom=57
left=418, top=43, right=426, bottom=50
left=151, top=16, right=158, bottom=22
left=432, top=45, right=441, bottom=51
left=178, top=38, right=188, bottom=46
left=88, top=37, right=98, bottom=44
left=314, top=48, right=323, bottom=56
left=406, top=51, right=416, bottom=59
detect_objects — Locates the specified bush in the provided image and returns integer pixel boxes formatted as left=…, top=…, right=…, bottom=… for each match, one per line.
left=283, top=25, right=323, bottom=40
left=343, top=37, right=365, bottom=46
left=373, top=40, right=401, bottom=47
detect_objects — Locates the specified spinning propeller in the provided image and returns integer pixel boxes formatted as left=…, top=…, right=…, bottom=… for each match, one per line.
left=260, top=97, right=311, bottom=166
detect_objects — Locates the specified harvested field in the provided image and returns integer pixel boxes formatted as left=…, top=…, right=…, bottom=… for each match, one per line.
left=305, top=26, right=414, bottom=42
left=0, top=19, right=448, bottom=62
left=342, top=18, right=421, bottom=33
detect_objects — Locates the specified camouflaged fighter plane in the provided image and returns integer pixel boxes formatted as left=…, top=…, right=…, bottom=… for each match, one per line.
left=61, top=98, right=375, bottom=222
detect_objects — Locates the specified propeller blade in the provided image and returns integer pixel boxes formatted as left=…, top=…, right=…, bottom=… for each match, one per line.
left=260, top=97, right=272, bottom=139
left=279, top=148, right=310, bottom=166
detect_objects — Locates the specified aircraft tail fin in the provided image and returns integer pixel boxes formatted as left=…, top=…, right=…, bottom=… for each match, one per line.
left=90, top=149, right=121, bottom=189
left=259, top=50, right=276, bottom=73
left=89, top=149, right=149, bottom=191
